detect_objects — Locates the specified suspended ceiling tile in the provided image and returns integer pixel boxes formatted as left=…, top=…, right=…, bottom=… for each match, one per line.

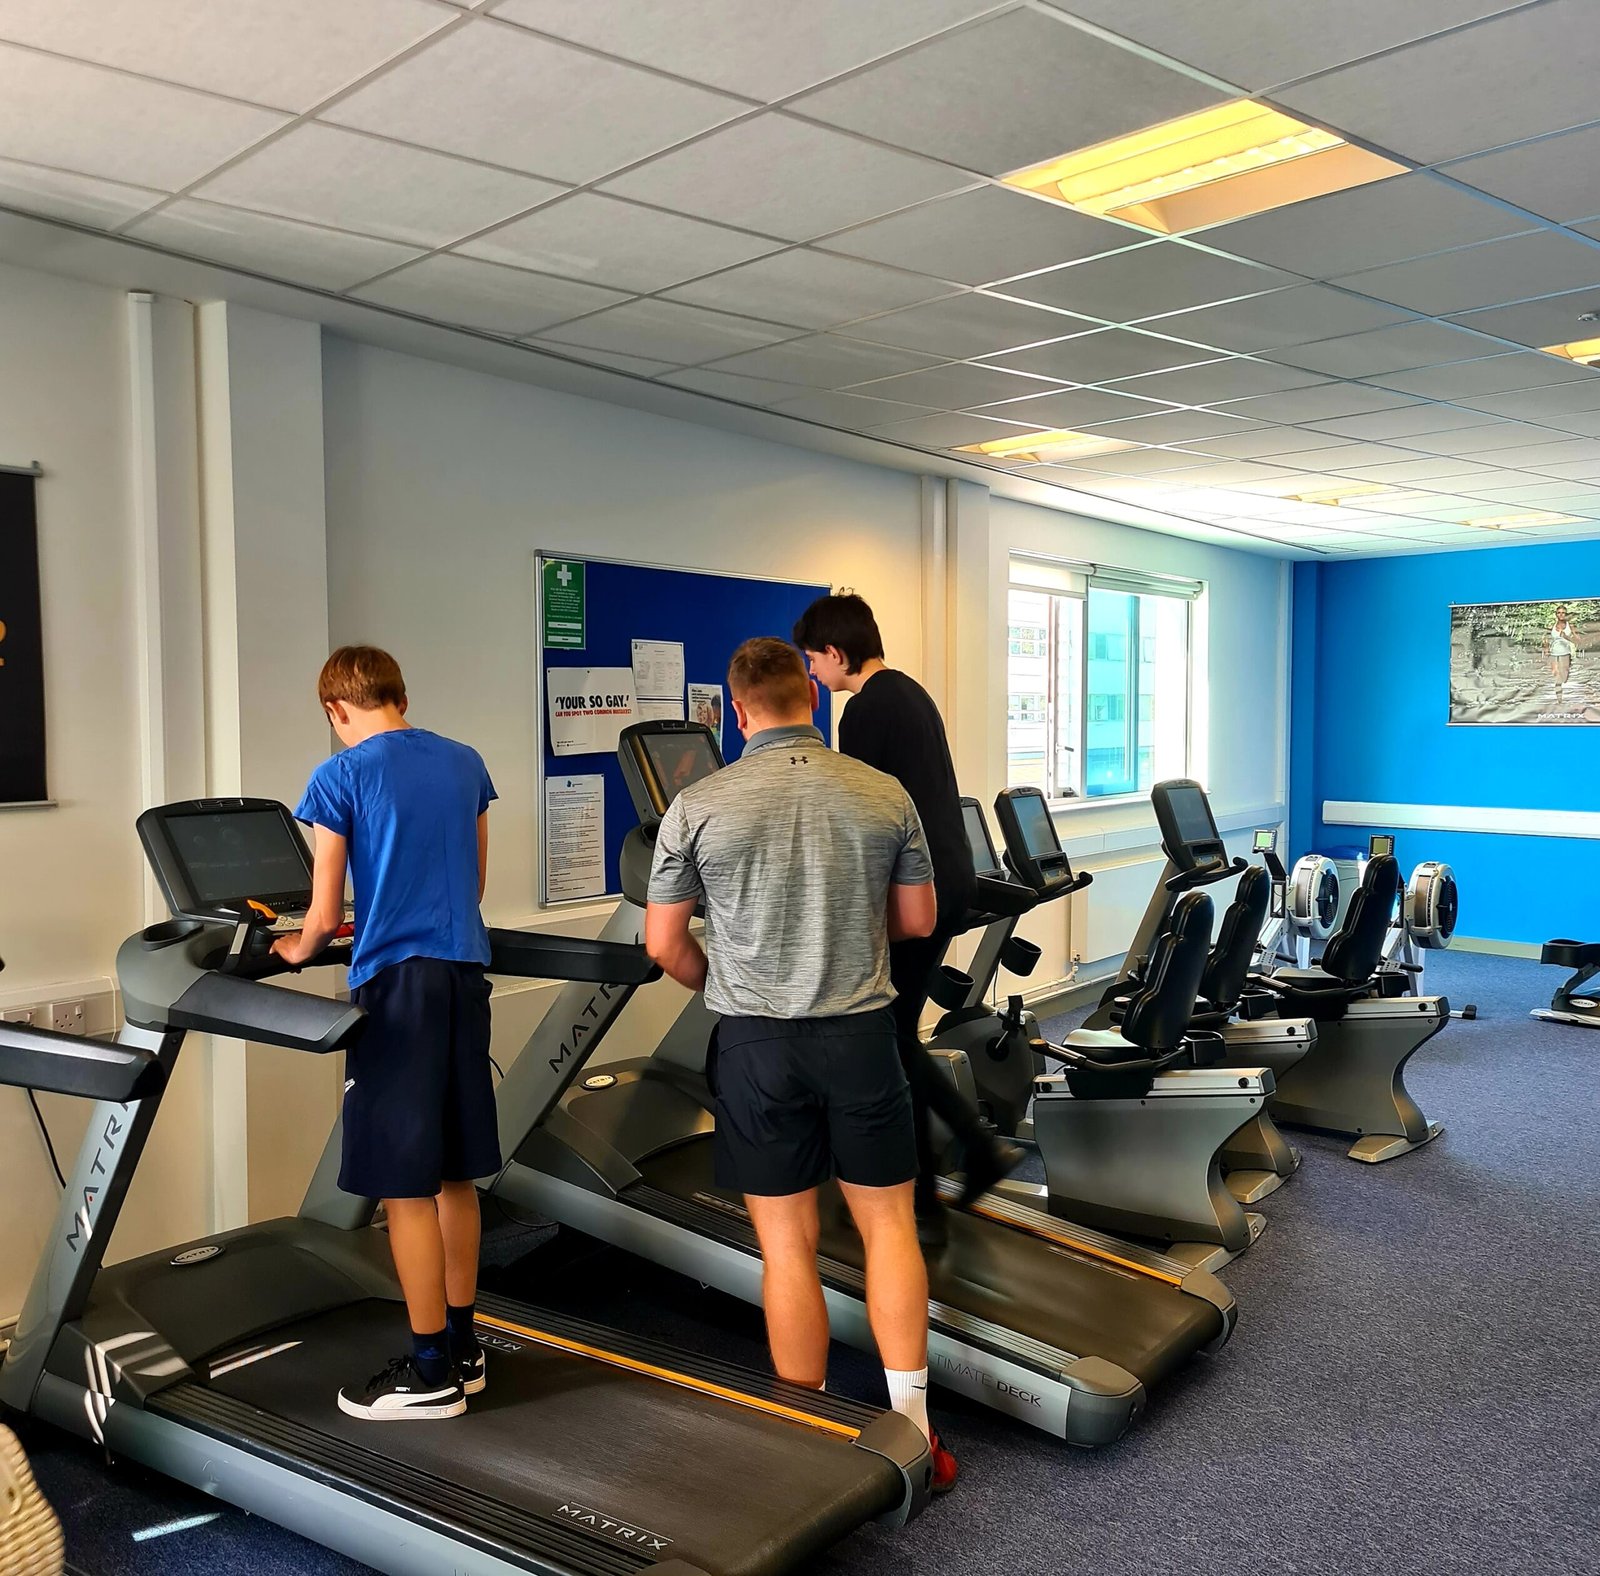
left=458, top=195, right=782, bottom=294
left=197, top=123, right=565, bottom=247
left=1039, top=0, right=1531, bottom=94
left=1177, top=426, right=1359, bottom=460
left=1262, top=441, right=1437, bottom=470
left=1304, top=404, right=1502, bottom=441
left=0, top=44, right=288, bottom=190
left=844, top=361, right=1065, bottom=409
left=767, top=389, right=943, bottom=428
left=1266, top=319, right=1505, bottom=379
left=966, top=384, right=1176, bottom=426
left=1538, top=409, right=1600, bottom=438
left=0, top=156, right=163, bottom=228
left=1576, top=217, right=1600, bottom=245
left=1213, top=382, right=1417, bottom=423
left=1149, top=284, right=1414, bottom=353
left=495, top=0, right=997, bottom=100
left=838, top=290, right=1090, bottom=359
left=1329, top=230, right=1600, bottom=317
left=870, top=411, right=1040, bottom=448
left=1198, top=172, right=1532, bottom=278
left=1110, top=358, right=1327, bottom=405
left=537, top=296, right=799, bottom=363
left=819, top=185, right=1137, bottom=287
left=1398, top=419, right=1568, bottom=454
left=699, top=332, right=944, bottom=387
left=999, top=243, right=1297, bottom=323
left=1147, top=460, right=1306, bottom=489
left=1450, top=379, right=1600, bottom=419
left=789, top=7, right=1226, bottom=177
left=600, top=112, right=976, bottom=242
left=665, top=249, right=959, bottom=329
left=1279, top=0, right=1600, bottom=164
left=323, top=20, right=747, bottom=185
left=1366, top=352, right=1598, bottom=399
left=1464, top=437, right=1600, bottom=469
left=351, top=254, right=630, bottom=336
left=653, top=367, right=819, bottom=404
left=980, top=327, right=1222, bottom=385
left=0, top=0, right=451, bottom=112
left=547, top=348, right=679, bottom=377
left=127, top=198, right=424, bottom=291
left=1336, top=454, right=1526, bottom=483
left=1076, top=408, right=1267, bottom=445
left=1448, top=287, right=1600, bottom=350
left=1442, top=121, right=1600, bottom=223
left=1059, top=447, right=1221, bottom=476
left=1462, top=480, right=1600, bottom=502
left=1532, top=459, right=1600, bottom=481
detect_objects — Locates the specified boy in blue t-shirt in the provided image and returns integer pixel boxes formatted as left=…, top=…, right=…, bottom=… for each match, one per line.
left=272, top=645, right=499, bottom=1422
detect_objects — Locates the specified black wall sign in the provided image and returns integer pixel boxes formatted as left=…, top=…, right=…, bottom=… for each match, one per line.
left=0, top=470, right=47, bottom=803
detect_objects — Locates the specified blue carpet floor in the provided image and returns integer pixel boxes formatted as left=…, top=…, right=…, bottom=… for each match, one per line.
left=20, top=949, right=1599, bottom=1574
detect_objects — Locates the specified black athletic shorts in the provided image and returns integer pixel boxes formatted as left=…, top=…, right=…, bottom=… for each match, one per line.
left=340, top=958, right=501, bottom=1200
left=709, top=1007, right=918, bottom=1196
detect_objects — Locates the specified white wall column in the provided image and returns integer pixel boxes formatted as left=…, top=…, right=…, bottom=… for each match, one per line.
left=195, top=301, right=338, bottom=1227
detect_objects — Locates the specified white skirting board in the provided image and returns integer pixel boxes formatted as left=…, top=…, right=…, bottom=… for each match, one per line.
left=1323, top=801, right=1600, bottom=841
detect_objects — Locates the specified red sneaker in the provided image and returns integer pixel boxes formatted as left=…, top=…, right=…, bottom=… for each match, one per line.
left=929, top=1429, right=959, bottom=1494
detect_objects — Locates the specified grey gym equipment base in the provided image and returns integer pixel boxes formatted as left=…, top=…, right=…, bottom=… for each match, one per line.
left=1532, top=938, right=1600, bottom=1029
left=1248, top=995, right=1449, bottom=1162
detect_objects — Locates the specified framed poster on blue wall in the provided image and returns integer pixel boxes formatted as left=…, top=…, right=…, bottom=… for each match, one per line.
left=1449, top=597, right=1600, bottom=725
left=0, top=465, right=48, bottom=804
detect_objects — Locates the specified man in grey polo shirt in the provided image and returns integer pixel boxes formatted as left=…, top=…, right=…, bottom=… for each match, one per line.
left=644, top=636, right=958, bottom=1492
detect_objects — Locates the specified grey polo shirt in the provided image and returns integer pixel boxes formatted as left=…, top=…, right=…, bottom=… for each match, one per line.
left=647, top=724, right=934, bottom=1020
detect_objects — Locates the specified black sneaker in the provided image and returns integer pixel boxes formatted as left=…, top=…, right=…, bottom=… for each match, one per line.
left=956, top=1139, right=1026, bottom=1209
left=337, top=1355, right=466, bottom=1421
left=915, top=1196, right=949, bottom=1251
left=456, top=1345, right=487, bottom=1396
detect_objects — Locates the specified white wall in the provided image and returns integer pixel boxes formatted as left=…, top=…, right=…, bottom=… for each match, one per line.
left=0, top=263, right=209, bottom=1319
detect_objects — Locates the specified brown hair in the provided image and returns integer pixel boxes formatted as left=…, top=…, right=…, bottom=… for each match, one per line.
left=727, top=637, right=812, bottom=715
left=318, top=645, right=407, bottom=710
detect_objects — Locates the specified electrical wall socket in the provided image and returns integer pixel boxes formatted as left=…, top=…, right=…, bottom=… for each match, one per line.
left=1, top=1007, right=34, bottom=1026
left=48, top=1000, right=86, bottom=1036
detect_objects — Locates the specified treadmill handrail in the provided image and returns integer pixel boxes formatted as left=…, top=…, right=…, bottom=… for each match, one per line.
left=489, top=927, right=661, bottom=986
left=165, top=972, right=365, bottom=1055
left=0, top=1022, right=165, bottom=1102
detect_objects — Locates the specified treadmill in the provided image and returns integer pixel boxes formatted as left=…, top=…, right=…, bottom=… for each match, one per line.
left=0, top=798, right=930, bottom=1576
left=491, top=721, right=1237, bottom=1449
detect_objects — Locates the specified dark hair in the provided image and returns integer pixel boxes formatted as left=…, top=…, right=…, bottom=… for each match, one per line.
left=727, top=637, right=811, bottom=714
left=791, top=593, right=884, bottom=674
left=318, top=645, right=406, bottom=709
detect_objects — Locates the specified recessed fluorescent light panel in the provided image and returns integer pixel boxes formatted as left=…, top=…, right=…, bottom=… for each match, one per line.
left=1539, top=335, right=1600, bottom=367
left=1462, top=510, right=1582, bottom=528
left=1282, top=482, right=1396, bottom=506
left=955, top=428, right=1138, bottom=463
left=1003, top=101, right=1407, bottom=234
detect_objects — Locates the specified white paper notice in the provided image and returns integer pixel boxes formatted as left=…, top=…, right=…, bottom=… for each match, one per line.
left=688, top=682, right=724, bottom=748
left=638, top=697, right=686, bottom=722
left=631, top=639, right=685, bottom=701
left=544, top=774, right=605, bottom=901
left=547, top=667, right=637, bottom=756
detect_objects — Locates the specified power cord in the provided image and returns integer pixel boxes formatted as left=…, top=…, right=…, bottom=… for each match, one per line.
left=27, top=1090, right=65, bottom=1188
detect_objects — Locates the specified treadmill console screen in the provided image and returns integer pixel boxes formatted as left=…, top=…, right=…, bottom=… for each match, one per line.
left=962, top=800, right=1003, bottom=876
left=1369, top=833, right=1396, bottom=859
left=139, top=799, right=314, bottom=920
left=642, top=731, right=721, bottom=808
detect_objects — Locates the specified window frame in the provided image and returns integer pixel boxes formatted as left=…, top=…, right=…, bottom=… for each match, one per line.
left=1007, top=558, right=1199, bottom=811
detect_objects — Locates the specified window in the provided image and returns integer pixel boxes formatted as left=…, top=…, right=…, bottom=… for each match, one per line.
left=1007, top=560, right=1197, bottom=803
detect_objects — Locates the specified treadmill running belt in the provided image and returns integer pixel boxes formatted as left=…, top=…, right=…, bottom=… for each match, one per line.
left=634, top=1139, right=1223, bottom=1387
left=179, top=1298, right=903, bottom=1576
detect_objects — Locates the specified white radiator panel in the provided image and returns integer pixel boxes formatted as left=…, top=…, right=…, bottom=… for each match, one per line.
left=1079, top=856, right=1165, bottom=967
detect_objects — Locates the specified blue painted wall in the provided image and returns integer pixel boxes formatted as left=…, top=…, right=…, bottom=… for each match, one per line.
left=1291, top=542, right=1600, bottom=946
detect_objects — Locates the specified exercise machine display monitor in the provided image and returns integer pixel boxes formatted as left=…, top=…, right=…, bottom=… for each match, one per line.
left=1154, top=780, right=1227, bottom=871
left=139, top=798, right=314, bottom=922
left=619, top=719, right=725, bottom=822
left=963, top=799, right=1005, bottom=878
left=994, top=786, right=1077, bottom=893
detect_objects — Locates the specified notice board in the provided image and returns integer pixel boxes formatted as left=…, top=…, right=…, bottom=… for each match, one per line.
left=535, top=553, right=832, bottom=902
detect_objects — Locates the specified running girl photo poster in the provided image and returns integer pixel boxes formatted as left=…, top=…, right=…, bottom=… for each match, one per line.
left=0, top=468, right=48, bottom=802
left=1449, top=596, right=1600, bottom=725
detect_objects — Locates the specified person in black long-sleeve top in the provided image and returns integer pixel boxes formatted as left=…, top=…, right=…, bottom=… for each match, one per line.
left=794, top=594, right=1022, bottom=1246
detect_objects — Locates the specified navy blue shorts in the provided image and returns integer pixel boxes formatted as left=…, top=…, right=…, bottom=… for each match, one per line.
left=340, top=958, right=500, bottom=1200
left=710, top=1007, right=917, bottom=1197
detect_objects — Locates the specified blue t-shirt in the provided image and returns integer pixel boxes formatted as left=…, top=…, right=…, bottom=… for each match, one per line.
left=294, top=728, right=497, bottom=989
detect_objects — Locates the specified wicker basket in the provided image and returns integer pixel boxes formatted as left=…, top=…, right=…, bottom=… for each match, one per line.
left=0, top=1423, right=63, bottom=1576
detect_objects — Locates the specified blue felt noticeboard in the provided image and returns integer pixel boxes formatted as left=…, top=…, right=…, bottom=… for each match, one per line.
left=538, top=554, right=832, bottom=901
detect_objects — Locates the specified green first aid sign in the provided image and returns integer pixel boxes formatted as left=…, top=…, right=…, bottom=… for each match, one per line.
left=543, top=558, right=586, bottom=649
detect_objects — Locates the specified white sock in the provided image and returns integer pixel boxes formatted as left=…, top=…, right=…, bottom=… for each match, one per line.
left=885, top=1367, right=930, bottom=1440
